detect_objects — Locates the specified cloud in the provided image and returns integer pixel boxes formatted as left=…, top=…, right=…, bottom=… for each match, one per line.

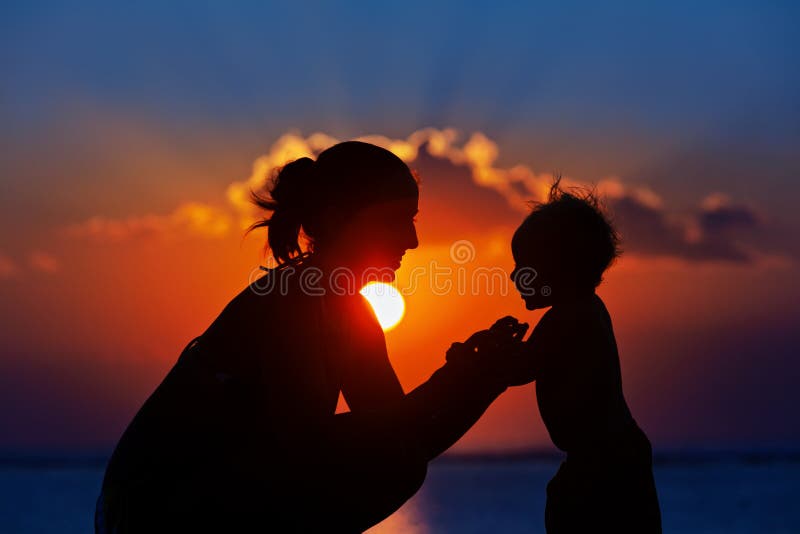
left=0, top=254, right=18, bottom=279
left=225, top=132, right=340, bottom=228
left=606, top=190, right=761, bottom=262
left=0, top=250, right=62, bottom=279
left=28, top=251, right=60, bottom=274
left=64, top=127, right=541, bottom=240
left=64, top=202, right=232, bottom=242
left=394, top=134, right=775, bottom=264
left=226, top=128, right=561, bottom=226
left=62, top=127, right=787, bottom=263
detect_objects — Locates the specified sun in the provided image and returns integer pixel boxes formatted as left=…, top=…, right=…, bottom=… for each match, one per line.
left=359, top=282, right=406, bottom=332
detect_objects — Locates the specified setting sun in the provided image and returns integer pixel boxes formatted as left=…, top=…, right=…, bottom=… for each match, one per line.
left=359, top=282, right=406, bottom=331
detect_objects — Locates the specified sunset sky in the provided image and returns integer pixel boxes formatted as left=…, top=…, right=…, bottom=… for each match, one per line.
left=1, top=1, right=799, bottom=455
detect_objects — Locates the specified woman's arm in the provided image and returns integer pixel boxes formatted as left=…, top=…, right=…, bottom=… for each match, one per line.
left=283, top=300, right=528, bottom=531
left=336, top=296, right=518, bottom=462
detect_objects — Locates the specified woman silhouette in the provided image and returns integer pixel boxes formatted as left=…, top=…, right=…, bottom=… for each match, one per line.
left=95, top=141, right=531, bottom=533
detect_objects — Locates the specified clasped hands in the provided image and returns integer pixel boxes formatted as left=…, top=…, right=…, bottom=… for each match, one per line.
left=446, top=316, right=537, bottom=388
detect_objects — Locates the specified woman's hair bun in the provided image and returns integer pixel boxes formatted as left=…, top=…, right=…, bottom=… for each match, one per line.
left=268, top=157, right=316, bottom=215
left=245, top=156, right=317, bottom=263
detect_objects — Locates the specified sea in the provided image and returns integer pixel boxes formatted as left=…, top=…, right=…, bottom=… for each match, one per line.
left=1, top=452, right=799, bottom=533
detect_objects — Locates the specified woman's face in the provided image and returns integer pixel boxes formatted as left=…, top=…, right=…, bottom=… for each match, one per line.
left=328, top=193, right=419, bottom=283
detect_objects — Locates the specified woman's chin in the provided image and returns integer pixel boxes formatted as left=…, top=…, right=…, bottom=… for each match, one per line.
left=382, top=258, right=402, bottom=275
left=361, top=267, right=397, bottom=284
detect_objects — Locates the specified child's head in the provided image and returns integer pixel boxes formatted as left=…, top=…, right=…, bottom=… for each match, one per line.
left=510, top=178, right=620, bottom=309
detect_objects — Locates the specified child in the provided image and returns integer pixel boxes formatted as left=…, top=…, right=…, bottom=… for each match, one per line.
left=510, top=179, right=662, bottom=533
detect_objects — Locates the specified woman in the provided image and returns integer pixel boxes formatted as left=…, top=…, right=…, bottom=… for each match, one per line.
left=95, top=141, right=531, bottom=533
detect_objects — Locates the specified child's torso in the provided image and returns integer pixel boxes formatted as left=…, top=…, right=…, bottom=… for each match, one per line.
left=533, top=295, right=637, bottom=455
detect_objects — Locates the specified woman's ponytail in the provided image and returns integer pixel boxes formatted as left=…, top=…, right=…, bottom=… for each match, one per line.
left=246, top=141, right=418, bottom=265
left=246, top=156, right=316, bottom=264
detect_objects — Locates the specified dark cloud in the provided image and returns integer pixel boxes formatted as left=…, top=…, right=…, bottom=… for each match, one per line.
left=412, top=141, right=521, bottom=242
left=700, top=203, right=758, bottom=234
left=608, top=194, right=764, bottom=262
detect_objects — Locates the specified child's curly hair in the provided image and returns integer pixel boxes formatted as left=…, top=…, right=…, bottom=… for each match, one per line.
left=513, top=176, right=621, bottom=290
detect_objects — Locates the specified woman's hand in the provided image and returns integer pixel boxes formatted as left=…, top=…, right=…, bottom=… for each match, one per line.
left=446, top=316, right=534, bottom=387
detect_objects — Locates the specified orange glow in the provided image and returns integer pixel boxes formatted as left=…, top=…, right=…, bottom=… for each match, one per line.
left=5, top=120, right=797, bottom=453
left=360, top=282, right=406, bottom=331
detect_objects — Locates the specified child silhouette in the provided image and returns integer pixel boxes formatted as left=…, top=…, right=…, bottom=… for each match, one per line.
left=509, top=179, right=662, bottom=533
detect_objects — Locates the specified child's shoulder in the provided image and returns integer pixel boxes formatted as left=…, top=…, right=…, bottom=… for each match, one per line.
left=536, top=294, right=608, bottom=335
left=529, top=305, right=571, bottom=343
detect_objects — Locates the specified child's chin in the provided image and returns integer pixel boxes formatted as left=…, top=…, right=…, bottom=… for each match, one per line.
left=524, top=298, right=548, bottom=310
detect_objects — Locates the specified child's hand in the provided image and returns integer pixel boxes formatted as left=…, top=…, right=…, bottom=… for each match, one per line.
left=489, top=316, right=537, bottom=386
left=490, top=316, right=529, bottom=344
left=446, top=316, right=531, bottom=387
left=446, top=318, right=525, bottom=363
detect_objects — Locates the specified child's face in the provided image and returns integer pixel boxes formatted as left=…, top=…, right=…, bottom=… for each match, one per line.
left=510, top=242, right=555, bottom=310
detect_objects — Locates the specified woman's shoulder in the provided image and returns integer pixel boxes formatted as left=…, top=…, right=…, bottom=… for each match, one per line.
left=199, top=268, right=321, bottom=343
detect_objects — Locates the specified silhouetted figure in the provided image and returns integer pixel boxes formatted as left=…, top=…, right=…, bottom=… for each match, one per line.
left=508, top=179, right=662, bottom=533
left=95, top=141, right=531, bottom=533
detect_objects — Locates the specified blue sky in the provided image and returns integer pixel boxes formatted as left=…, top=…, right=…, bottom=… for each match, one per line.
left=3, top=1, right=797, bottom=134
left=3, top=1, right=798, bottom=215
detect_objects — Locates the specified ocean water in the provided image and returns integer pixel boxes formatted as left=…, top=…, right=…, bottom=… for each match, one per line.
left=1, top=456, right=799, bottom=533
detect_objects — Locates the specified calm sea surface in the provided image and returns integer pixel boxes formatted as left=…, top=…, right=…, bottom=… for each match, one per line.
left=1, top=455, right=799, bottom=533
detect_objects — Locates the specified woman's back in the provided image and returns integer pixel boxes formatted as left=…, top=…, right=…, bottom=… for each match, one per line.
left=98, top=267, right=352, bottom=530
left=97, top=262, right=438, bottom=532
